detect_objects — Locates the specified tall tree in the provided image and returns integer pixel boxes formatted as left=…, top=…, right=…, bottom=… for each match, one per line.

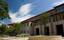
left=0, top=0, right=10, bottom=35
left=40, top=13, right=49, bottom=24
left=40, top=13, right=49, bottom=35
left=0, top=0, right=10, bottom=20
left=14, top=23, right=24, bottom=33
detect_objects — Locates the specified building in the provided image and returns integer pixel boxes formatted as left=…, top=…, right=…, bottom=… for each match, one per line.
left=21, top=3, right=64, bottom=36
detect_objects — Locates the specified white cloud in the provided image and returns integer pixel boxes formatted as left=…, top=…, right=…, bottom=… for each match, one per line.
left=9, top=3, right=32, bottom=23
left=18, top=4, right=32, bottom=16
left=9, top=12, right=17, bottom=19
left=52, top=0, right=64, bottom=6
left=9, top=14, right=32, bottom=23
left=11, top=15, right=32, bottom=23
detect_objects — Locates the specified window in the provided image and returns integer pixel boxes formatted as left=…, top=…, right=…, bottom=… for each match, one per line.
left=53, top=16, right=56, bottom=22
left=59, top=14, right=62, bottom=20
left=49, top=16, right=55, bottom=22
left=63, top=14, right=64, bottom=19
left=44, top=27, right=49, bottom=35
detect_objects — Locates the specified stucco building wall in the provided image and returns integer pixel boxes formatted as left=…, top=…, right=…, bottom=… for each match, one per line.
left=21, top=3, right=64, bottom=36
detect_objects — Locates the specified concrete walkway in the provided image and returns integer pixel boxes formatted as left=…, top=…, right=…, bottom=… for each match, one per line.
left=0, top=36, right=64, bottom=40
left=0, top=37, right=29, bottom=40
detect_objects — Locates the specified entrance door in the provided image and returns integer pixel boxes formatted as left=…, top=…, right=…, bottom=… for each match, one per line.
left=56, top=24, right=64, bottom=36
left=44, top=27, right=49, bottom=35
left=36, top=28, right=39, bottom=35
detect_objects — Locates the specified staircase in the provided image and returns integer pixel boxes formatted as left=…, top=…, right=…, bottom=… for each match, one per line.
left=29, top=35, right=64, bottom=40
left=62, top=37, right=64, bottom=40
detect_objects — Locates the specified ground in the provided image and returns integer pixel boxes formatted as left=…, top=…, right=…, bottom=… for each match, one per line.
left=0, top=36, right=64, bottom=40
left=0, top=37, right=29, bottom=40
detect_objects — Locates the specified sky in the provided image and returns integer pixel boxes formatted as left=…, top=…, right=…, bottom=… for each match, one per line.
left=1, top=0, right=64, bottom=24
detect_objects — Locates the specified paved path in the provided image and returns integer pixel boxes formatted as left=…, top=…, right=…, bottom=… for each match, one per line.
left=0, top=37, right=29, bottom=40
left=0, top=36, right=64, bottom=40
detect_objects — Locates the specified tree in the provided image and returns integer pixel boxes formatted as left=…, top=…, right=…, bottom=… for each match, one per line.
left=40, top=13, right=49, bottom=24
left=39, top=13, right=49, bottom=35
left=14, top=23, right=24, bottom=34
left=0, top=24, right=6, bottom=35
left=5, top=26, right=15, bottom=36
left=0, top=0, right=10, bottom=36
left=5, top=23, right=24, bottom=36
left=0, top=0, right=10, bottom=20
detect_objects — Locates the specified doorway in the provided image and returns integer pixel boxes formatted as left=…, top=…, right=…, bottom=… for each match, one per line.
left=56, top=24, right=64, bottom=36
left=36, top=28, right=39, bottom=35
left=44, top=27, right=49, bottom=35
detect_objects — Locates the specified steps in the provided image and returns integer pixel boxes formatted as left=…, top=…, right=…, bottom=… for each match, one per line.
left=29, top=35, right=63, bottom=40
left=62, top=37, right=64, bottom=40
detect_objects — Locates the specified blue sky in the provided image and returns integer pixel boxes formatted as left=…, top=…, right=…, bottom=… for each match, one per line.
left=2, top=0, right=64, bottom=24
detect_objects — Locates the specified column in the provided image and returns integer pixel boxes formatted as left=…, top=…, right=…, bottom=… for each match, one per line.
left=49, top=23, right=52, bottom=35
left=49, top=16, right=54, bottom=35
left=28, top=22, right=32, bottom=35
left=25, top=23, right=28, bottom=34
left=41, top=25, right=45, bottom=35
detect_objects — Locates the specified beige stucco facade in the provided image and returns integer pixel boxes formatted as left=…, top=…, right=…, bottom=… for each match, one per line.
left=21, top=3, right=64, bottom=36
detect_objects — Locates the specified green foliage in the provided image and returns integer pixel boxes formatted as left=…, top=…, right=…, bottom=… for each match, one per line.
left=0, top=0, right=12, bottom=36
left=5, top=26, right=16, bottom=36
left=0, top=23, right=24, bottom=36
left=0, top=0, right=10, bottom=20
left=40, top=13, right=49, bottom=24
left=15, top=23, right=24, bottom=32
left=0, top=24, right=6, bottom=34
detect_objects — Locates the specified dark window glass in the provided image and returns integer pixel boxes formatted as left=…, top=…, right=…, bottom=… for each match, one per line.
left=59, top=14, right=62, bottom=20
left=49, top=16, right=53, bottom=22
left=63, top=14, right=64, bottom=19
left=55, top=15, right=58, bottom=21
left=44, top=27, right=49, bottom=35
left=53, top=16, right=56, bottom=22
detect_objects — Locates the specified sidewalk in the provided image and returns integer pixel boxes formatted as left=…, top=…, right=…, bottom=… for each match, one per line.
left=0, top=37, right=29, bottom=40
